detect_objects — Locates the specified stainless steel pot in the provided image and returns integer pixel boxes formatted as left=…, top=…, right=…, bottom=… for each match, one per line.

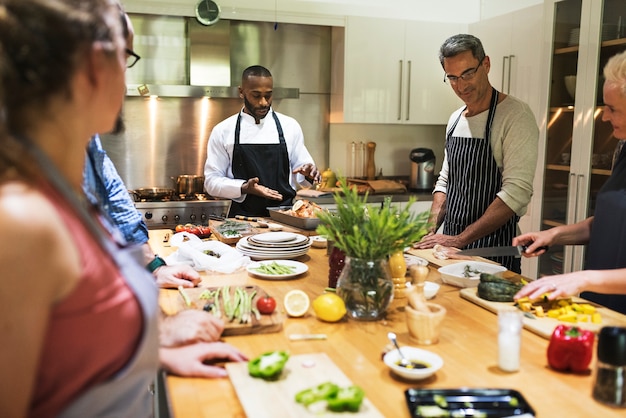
left=173, top=175, right=205, bottom=195
left=130, top=187, right=175, bottom=201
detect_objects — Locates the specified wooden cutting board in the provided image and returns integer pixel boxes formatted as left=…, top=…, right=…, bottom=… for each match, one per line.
left=459, top=287, right=626, bottom=339
left=226, top=353, right=384, bottom=418
left=172, top=285, right=283, bottom=336
left=407, top=248, right=496, bottom=268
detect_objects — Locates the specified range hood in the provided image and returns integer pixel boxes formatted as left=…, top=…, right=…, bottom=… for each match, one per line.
left=125, top=15, right=330, bottom=98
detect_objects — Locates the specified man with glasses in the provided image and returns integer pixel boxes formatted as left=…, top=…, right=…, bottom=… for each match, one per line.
left=414, top=34, right=538, bottom=273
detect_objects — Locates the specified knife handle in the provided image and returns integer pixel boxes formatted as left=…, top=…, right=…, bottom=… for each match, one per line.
left=235, top=215, right=258, bottom=221
left=521, top=245, right=549, bottom=254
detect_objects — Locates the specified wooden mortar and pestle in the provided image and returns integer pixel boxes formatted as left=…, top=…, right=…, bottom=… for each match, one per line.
left=405, top=265, right=446, bottom=345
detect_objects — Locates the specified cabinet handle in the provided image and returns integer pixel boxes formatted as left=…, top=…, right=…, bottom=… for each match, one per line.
left=507, top=55, right=515, bottom=94
left=406, top=60, right=412, bottom=121
left=501, top=56, right=508, bottom=92
left=398, top=60, right=403, bottom=121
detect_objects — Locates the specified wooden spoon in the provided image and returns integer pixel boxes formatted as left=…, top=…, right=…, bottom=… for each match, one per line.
left=408, top=265, right=431, bottom=313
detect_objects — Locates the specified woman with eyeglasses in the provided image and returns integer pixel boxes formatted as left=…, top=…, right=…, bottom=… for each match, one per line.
left=414, top=34, right=539, bottom=274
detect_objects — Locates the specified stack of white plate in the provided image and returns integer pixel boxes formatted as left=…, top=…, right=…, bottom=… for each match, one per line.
left=236, top=232, right=311, bottom=260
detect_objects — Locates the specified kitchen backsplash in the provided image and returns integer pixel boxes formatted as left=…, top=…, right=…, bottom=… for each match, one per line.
left=327, top=123, right=446, bottom=178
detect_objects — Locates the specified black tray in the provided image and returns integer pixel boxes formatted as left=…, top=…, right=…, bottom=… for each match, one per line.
left=405, top=388, right=535, bottom=417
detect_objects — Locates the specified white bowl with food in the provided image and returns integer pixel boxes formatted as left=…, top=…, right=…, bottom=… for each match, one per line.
left=310, top=235, right=328, bottom=248
left=438, top=261, right=507, bottom=288
left=383, top=346, right=443, bottom=381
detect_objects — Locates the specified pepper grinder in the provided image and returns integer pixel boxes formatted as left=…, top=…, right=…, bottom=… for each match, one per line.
left=366, top=141, right=376, bottom=180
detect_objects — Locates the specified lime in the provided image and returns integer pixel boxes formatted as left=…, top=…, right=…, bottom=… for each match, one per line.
left=312, top=292, right=347, bottom=322
left=283, top=290, right=310, bottom=317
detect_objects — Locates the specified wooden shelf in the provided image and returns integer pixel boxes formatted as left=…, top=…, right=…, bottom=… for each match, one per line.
left=546, top=164, right=570, bottom=172
left=543, top=219, right=565, bottom=228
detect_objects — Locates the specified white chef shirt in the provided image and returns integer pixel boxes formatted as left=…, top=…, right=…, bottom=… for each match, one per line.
left=204, top=108, right=315, bottom=202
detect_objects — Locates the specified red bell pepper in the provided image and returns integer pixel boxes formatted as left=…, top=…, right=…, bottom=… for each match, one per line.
left=547, top=325, right=595, bottom=372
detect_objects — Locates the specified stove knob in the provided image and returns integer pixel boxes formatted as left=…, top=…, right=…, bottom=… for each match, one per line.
left=200, top=213, right=207, bottom=221
left=145, top=212, right=153, bottom=220
left=161, top=215, right=168, bottom=222
left=174, top=214, right=180, bottom=222
left=190, top=213, right=197, bottom=221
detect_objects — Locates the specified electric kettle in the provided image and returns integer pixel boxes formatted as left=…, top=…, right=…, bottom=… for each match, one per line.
left=409, top=148, right=436, bottom=191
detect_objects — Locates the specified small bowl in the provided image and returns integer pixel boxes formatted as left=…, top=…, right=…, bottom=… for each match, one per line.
left=383, top=346, right=443, bottom=380
left=310, top=235, right=328, bottom=249
left=438, top=261, right=507, bottom=288
left=406, top=281, right=440, bottom=300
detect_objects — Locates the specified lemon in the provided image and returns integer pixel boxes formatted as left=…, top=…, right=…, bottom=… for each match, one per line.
left=312, top=292, right=346, bottom=322
left=283, top=290, right=310, bottom=317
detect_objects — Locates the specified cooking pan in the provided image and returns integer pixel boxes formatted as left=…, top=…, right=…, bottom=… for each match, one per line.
left=130, top=187, right=175, bottom=201
left=173, top=175, right=205, bottom=195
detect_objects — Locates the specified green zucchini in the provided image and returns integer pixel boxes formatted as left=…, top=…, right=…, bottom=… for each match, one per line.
left=477, top=273, right=523, bottom=302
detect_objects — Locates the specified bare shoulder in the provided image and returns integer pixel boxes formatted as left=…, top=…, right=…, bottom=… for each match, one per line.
left=0, top=182, right=81, bottom=300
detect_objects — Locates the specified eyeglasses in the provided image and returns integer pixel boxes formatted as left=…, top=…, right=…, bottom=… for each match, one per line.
left=125, top=48, right=141, bottom=68
left=443, top=57, right=484, bottom=84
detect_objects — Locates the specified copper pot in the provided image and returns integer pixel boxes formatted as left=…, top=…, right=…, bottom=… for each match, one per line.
left=174, top=175, right=205, bottom=195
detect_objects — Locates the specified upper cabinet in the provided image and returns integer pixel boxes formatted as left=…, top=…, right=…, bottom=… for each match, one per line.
left=341, top=17, right=464, bottom=124
left=530, top=0, right=626, bottom=278
left=469, top=4, right=544, bottom=118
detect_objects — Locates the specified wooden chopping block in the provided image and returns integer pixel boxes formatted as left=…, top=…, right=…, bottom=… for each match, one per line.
left=173, top=284, right=283, bottom=336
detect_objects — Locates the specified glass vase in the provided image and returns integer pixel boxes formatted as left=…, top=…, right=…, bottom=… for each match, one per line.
left=336, top=256, right=394, bottom=321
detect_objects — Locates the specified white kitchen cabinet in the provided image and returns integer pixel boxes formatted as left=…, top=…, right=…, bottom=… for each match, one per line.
left=469, top=4, right=543, bottom=117
left=525, top=0, right=626, bottom=278
left=342, top=16, right=464, bottom=124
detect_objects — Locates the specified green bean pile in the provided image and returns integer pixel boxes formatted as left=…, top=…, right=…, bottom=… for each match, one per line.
left=250, top=261, right=297, bottom=275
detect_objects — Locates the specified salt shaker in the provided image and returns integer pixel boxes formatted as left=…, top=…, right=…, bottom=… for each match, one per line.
left=498, top=309, right=523, bottom=372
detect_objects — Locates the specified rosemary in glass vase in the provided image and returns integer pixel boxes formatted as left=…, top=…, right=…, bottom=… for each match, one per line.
left=316, top=179, right=431, bottom=320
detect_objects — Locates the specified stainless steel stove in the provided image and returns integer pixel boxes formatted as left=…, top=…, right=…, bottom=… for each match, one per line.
left=134, top=198, right=231, bottom=229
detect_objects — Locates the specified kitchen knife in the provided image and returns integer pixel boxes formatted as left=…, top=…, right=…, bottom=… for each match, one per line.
left=235, top=215, right=258, bottom=221
left=456, top=245, right=548, bottom=258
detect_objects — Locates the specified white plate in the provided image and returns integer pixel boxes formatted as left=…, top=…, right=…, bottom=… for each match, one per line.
left=247, top=234, right=309, bottom=248
left=246, top=260, right=309, bottom=279
left=250, top=232, right=299, bottom=244
left=236, top=238, right=311, bottom=254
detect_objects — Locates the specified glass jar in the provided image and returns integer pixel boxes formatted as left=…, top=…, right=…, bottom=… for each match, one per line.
left=336, top=256, right=394, bottom=321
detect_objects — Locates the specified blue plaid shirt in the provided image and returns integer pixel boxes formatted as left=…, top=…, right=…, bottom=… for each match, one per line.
left=83, top=135, right=149, bottom=245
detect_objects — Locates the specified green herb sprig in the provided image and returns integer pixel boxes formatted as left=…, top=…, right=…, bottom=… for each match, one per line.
left=315, top=178, right=431, bottom=260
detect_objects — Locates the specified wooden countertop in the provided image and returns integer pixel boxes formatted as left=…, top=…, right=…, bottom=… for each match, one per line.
left=151, top=229, right=626, bottom=418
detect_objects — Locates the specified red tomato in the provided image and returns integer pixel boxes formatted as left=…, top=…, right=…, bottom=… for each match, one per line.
left=175, top=224, right=186, bottom=233
left=256, top=295, right=276, bottom=315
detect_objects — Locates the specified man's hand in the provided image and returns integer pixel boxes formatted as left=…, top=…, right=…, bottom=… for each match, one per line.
left=413, top=233, right=464, bottom=249
left=154, top=264, right=201, bottom=289
left=293, top=163, right=321, bottom=183
left=159, top=309, right=225, bottom=347
left=241, top=177, right=283, bottom=201
left=160, top=342, right=248, bottom=378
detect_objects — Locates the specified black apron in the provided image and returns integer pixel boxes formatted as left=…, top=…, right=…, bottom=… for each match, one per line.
left=443, top=88, right=520, bottom=273
left=230, top=111, right=296, bottom=217
left=582, top=143, right=626, bottom=314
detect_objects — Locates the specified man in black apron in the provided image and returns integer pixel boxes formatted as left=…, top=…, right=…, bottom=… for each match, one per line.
left=204, top=65, right=320, bottom=217
left=414, top=34, right=538, bottom=273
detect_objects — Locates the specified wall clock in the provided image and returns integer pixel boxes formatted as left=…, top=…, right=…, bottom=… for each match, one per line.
left=195, top=0, right=221, bottom=26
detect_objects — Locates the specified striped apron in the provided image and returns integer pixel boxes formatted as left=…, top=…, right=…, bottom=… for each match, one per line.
left=443, top=88, right=520, bottom=273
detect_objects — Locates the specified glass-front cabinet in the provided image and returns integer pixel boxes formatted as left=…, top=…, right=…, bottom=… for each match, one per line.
left=534, top=0, right=626, bottom=278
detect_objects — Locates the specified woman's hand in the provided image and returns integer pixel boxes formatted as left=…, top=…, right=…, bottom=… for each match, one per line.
left=160, top=342, right=248, bottom=378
